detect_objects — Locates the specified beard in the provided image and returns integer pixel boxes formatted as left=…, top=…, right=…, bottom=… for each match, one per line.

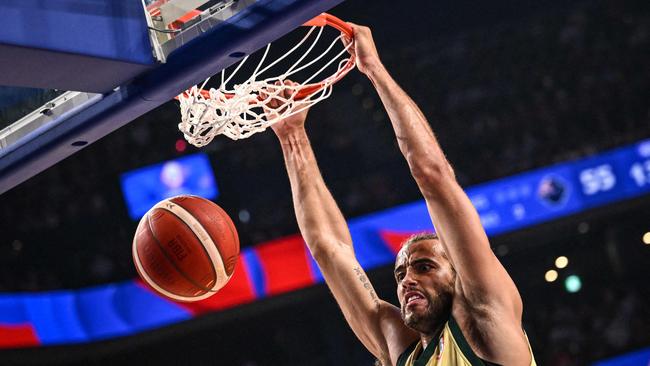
left=401, top=288, right=453, bottom=335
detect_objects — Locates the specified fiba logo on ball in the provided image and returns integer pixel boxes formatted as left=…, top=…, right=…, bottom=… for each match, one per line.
left=132, top=195, right=240, bottom=302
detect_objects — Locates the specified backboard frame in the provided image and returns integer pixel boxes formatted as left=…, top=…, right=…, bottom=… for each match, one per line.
left=0, top=0, right=346, bottom=194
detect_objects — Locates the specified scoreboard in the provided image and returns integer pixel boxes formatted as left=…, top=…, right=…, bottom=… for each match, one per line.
left=467, top=139, right=650, bottom=235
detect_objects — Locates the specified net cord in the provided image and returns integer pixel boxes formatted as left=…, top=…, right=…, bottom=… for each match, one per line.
left=177, top=23, right=353, bottom=146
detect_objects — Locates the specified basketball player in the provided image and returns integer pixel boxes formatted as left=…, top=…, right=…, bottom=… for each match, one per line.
left=268, top=24, right=536, bottom=366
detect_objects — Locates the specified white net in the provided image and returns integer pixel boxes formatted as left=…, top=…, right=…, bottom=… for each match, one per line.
left=177, top=22, right=354, bottom=147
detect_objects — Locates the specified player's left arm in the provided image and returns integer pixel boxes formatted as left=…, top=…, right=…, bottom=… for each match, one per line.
left=350, top=24, right=531, bottom=364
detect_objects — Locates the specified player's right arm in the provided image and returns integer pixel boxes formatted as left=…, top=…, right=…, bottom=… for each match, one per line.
left=269, top=84, right=417, bottom=365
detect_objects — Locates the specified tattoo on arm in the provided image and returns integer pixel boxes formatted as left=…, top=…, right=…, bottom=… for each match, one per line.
left=353, top=266, right=380, bottom=307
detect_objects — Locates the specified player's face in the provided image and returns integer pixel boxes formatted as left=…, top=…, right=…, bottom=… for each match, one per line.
left=394, top=240, right=455, bottom=334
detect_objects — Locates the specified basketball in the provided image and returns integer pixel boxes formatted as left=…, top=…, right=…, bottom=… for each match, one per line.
left=132, top=195, right=240, bottom=302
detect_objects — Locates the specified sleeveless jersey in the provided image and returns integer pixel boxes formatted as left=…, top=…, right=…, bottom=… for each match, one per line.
left=397, top=317, right=537, bottom=366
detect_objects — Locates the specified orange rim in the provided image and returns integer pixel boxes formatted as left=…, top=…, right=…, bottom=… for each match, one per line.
left=177, top=13, right=355, bottom=102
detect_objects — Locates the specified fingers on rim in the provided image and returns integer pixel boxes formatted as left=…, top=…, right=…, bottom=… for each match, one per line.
left=263, top=79, right=300, bottom=103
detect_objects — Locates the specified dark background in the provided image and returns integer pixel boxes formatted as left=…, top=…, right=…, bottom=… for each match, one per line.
left=0, top=0, right=649, bottom=364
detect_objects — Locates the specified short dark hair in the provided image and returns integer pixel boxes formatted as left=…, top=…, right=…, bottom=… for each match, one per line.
left=402, top=232, right=439, bottom=248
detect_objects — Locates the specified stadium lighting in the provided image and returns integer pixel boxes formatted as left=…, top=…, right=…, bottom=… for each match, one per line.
left=238, top=209, right=251, bottom=223
left=564, top=275, right=582, bottom=293
left=555, top=256, right=569, bottom=269
left=545, top=270, right=558, bottom=282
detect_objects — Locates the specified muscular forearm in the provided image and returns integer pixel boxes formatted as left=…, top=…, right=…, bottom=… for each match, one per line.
left=369, top=65, right=524, bottom=316
left=367, top=65, right=455, bottom=195
left=278, top=128, right=352, bottom=255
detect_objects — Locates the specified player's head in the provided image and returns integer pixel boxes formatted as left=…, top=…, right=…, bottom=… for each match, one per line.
left=394, top=233, right=456, bottom=334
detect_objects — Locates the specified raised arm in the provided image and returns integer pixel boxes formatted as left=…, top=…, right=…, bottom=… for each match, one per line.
left=348, top=25, right=531, bottom=364
left=268, top=83, right=416, bottom=365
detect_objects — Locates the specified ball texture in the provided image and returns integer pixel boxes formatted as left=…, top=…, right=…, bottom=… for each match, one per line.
left=132, top=195, right=239, bottom=302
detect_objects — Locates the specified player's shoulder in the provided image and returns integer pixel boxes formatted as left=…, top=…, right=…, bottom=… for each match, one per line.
left=451, top=301, right=533, bottom=365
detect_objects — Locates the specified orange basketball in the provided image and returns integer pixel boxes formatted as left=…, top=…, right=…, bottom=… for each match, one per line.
left=132, top=195, right=240, bottom=302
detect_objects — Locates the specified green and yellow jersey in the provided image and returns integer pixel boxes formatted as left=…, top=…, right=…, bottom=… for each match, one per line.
left=397, top=317, right=536, bottom=366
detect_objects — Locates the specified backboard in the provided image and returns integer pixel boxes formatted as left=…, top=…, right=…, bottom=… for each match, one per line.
left=0, top=0, right=346, bottom=194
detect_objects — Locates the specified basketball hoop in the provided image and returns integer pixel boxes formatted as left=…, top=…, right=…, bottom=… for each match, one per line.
left=176, top=13, right=355, bottom=146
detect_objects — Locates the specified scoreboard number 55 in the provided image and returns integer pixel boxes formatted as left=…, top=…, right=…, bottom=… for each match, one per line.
left=579, top=164, right=616, bottom=196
